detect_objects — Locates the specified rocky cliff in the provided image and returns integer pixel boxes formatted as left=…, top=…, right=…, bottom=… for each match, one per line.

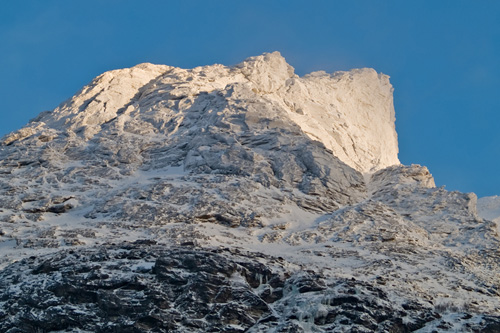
left=0, top=52, right=499, bottom=332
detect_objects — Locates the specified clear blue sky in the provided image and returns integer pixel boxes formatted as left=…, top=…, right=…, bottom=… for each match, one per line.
left=1, top=1, right=499, bottom=197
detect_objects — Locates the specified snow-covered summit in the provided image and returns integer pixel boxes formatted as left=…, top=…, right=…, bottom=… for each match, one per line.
left=0, top=52, right=499, bottom=331
left=4, top=51, right=399, bottom=173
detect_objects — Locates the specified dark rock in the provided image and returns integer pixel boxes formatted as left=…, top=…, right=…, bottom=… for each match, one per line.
left=482, top=316, right=500, bottom=333
left=0, top=244, right=498, bottom=332
left=286, top=272, right=327, bottom=293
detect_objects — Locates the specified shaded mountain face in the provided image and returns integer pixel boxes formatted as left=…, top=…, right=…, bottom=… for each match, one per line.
left=0, top=52, right=499, bottom=332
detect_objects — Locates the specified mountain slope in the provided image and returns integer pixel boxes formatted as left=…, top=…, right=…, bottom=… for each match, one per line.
left=0, top=52, right=499, bottom=332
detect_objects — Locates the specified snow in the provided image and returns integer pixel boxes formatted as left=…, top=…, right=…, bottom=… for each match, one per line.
left=0, top=239, right=16, bottom=252
left=0, top=52, right=499, bottom=329
left=3, top=52, right=398, bottom=173
left=33, top=63, right=171, bottom=140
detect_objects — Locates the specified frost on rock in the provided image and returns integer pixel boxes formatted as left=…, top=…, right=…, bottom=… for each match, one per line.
left=0, top=52, right=499, bottom=332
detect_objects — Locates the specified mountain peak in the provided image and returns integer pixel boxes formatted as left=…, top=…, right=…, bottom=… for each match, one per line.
left=3, top=52, right=399, bottom=173
left=0, top=53, right=499, bottom=331
left=236, top=51, right=295, bottom=93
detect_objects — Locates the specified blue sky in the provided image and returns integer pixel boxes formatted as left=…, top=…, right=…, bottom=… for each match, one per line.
left=1, top=1, right=499, bottom=197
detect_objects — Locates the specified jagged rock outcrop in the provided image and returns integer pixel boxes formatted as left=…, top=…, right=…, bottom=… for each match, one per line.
left=0, top=52, right=499, bottom=332
left=2, top=244, right=499, bottom=333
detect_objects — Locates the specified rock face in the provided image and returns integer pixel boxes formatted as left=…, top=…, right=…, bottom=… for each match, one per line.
left=2, top=244, right=499, bottom=333
left=2, top=52, right=398, bottom=173
left=0, top=52, right=499, bottom=332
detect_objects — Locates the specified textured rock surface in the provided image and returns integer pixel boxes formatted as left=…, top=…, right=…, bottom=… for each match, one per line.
left=2, top=51, right=398, bottom=173
left=0, top=52, right=499, bottom=331
left=2, top=244, right=499, bottom=333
